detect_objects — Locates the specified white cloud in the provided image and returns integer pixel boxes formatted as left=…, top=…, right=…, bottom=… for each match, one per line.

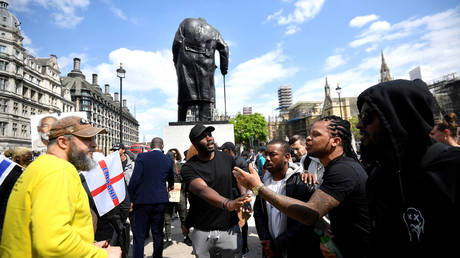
left=349, top=14, right=379, bottom=28
left=297, top=7, right=460, bottom=104
left=365, top=45, right=377, bottom=52
left=266, top=0, right=325, bottom=35
left=102, top=0, right=128, bottom=21
left=11, top=0, right=90, bottom=28
left=324, top=54, right=345, bottom=70
left=57, top=52, right=88, bottom=72
left=285, top=25, right=301, bottom=35
left=277, top=0, right=325, bottom=25
left=216, top=45, right=298, bottom=118
left=369, top=21, right=391, bottom=32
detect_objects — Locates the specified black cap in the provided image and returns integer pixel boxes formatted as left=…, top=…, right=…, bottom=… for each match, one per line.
left=111, top=143, right=126, bottom=151
left=219, top=142, right=235, bottom=151
left=189, top=124, right=215, bottom=142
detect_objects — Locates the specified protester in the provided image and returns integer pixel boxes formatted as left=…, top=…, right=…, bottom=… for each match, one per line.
left=112, top=144, right=135, bottom=184
left=0, top=149, right=25, bottom=241
left=0, top=116, right=121, bottom=257
left=234, top=116, right=371, bottom=257
left=164, top=149, right=192, bottom=247
left=255, top=147, right=266, bottom=178
left=93, top=145, right=132, bottom=258
left=12, top=147, right=33, bottom=168
left=356, top=79, right=460, bottom=257
left=220, top=141, right=251, bottom=255
left=289, top=135, right=324, bottom=186
left=429, top=112, right=459, bottom=147
left=253, top=140, right=321, bottom=258
left=128, top=137, right=174, bottom=258
left=181, top=124, right=251, bottom=257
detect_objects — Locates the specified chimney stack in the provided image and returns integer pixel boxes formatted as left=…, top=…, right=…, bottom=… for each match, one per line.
left=123, top=99, right=127, bottom=107
left=73, top=58, right=81, bottom=71
left=105, top=84, right=110, bottom=95
left=114, top=92, right=119, bottom=102
left=92, top=74, right=98, bottom=85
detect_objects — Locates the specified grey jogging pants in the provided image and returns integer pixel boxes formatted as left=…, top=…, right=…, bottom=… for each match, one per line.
left=190, top=224, right=242, bottom=258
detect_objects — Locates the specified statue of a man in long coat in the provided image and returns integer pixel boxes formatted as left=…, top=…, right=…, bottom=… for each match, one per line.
left=173, top=18, right=229, bottom=121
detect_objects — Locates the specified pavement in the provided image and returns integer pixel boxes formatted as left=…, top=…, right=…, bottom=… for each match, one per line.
left=128, top=216, right=262, bottom=258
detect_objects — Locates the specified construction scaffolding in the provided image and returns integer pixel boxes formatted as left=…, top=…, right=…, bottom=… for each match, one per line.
left=427, top=73, right=460, bottom=123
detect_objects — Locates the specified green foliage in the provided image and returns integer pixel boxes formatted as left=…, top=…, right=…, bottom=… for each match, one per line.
left=229, top=113, right=268, bottom=148
left=348, top=115, right=360, bottom=142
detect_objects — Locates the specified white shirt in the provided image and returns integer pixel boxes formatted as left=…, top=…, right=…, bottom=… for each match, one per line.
left=262, top=164, right=299, bottom=239
left=300, top=155, right=325, bottom=186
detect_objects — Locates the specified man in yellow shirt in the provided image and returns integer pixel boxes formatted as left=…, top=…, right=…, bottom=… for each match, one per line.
left=0, top=116, right=121, bottom=258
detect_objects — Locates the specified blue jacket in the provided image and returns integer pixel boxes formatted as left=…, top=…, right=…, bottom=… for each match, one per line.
left=128, top=150, right=174, bottom=204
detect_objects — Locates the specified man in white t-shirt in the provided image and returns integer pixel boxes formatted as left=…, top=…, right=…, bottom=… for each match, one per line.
left=252, top=140, right=322, bottom=258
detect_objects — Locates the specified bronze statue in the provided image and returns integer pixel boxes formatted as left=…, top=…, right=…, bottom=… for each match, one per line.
left=173, top=18, right=229, bottom=122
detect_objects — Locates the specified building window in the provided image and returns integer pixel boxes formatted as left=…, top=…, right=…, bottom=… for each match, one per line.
left=38, top=93, right=43, bottom=103
left=0, top=98, right=7, bottom=112
left=0, top=60, right=7, bottom=70
left=2, top=17, right=6, bottom=22
left=22, top=104, right=28, bottom=116
left=12, top=123, right=17, bottom=137
left=23, top=87, right=28, bottom=98
left=13, top=102, right=18, bottom=114
left=0, top=45, right=5, bottom=53
left=30, top=107, right=36, bottom=115
left=21, top=124, right=27, bottom=136
left=30, top=90, right=35, bottom=100
left=0, top=77, right=6, bottom=90
left=0, top=121, right=6, bottom=136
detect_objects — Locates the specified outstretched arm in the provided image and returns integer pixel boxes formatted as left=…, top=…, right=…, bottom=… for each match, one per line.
left=233, top=164, right=339, bottom=226
left=188, top=177, right=251, bottom=211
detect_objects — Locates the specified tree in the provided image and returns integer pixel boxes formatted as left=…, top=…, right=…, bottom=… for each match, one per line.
left=348, top=115, right=360, bottom=143
left=229, top=113, right=267, bottom=149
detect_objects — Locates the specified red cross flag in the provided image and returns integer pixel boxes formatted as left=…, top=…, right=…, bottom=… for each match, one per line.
left=83, top=152, right=126, bottom=216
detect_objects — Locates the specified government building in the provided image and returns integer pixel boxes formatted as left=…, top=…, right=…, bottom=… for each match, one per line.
left=0, top=1, right=139, bottom=153
left=61, top=58, right=139, bottom=154
left=0, top=1, right=74, bottom=151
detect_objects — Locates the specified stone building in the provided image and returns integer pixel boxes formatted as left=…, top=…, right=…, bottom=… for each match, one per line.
left=61, top=58, right=139, bottom=154
left=321, top=77, right=358, bottom=120
left=0, top=1, right=74, bottom=151
left=286, top=101, right=322, bottom=137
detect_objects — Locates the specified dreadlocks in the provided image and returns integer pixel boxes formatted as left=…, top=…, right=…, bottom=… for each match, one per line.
left=319, top=115, right=359, bottom=162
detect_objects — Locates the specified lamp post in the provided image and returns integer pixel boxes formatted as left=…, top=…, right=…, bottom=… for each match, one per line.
left=116, top=63, right=126, bottom=145
left=335, top=83, right=342, bottom=118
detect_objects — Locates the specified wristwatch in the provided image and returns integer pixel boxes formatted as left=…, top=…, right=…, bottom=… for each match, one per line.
left=251, top=183, right=264, bottom=196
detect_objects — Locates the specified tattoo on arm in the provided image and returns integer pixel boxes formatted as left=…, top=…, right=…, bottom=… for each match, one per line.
left=259, top=186, right=320, bottom=226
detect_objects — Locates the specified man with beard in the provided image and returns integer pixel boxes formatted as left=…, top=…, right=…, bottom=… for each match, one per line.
left=181, top=124, right=251, bottom=257
left=0, top=116, right=121, bottom=257
left=253, top=140, right=321, bottom=258
left=356, top=79, right=460, bottom=257
left=32, top=115, right=57, bottom=152
left=233, top=116, right=370, bottom=257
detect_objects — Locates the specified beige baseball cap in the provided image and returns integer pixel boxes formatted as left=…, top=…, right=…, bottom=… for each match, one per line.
left=48, top=116, right=106, bottom=140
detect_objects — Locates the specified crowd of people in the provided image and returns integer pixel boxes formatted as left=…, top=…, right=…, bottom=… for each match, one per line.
left=0, top=79, right=459, bottom=258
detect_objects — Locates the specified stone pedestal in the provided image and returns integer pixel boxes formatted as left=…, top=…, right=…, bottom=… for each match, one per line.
left=163, top=121, right=235, bottom=159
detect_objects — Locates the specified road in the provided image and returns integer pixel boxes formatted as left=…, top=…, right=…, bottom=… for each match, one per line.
left=128, top=216, right=262, bottom=258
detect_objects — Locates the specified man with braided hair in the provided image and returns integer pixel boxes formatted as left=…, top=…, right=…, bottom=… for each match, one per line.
left=233, top=115, right=370, bottom=257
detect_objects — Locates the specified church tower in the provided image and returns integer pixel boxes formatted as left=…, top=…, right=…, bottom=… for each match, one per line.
left=380, top=51, right=392, bottom=82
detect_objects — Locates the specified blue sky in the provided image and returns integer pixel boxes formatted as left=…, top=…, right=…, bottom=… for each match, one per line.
left=10, top=0, right=460, bottom=140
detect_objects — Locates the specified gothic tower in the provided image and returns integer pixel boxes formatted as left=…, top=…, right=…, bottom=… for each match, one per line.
left=380, top=51, right=392, bottom=82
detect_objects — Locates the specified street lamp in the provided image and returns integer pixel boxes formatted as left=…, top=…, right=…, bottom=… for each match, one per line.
left=117, top=63, right=126, bottom=145
left=335, top=83, right=342, bottom=118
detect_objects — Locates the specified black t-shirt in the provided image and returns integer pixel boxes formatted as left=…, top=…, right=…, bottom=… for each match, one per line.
left=319, top=155, right=370, bottom=258
left=181, top=151, right=238, bottom=230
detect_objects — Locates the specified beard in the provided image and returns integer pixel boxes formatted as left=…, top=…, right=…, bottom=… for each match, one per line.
left=308, top=140, right=334, bottom=159
left=69, top=141, right=96, bottom=171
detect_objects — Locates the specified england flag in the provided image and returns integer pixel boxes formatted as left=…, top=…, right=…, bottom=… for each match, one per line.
left=0, top=155, right=20, bottom=187
left=83, top=152, right=126, bottom=216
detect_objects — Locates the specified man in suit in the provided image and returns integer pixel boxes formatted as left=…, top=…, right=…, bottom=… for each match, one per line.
left=128, top=137, right=174, bottom=258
